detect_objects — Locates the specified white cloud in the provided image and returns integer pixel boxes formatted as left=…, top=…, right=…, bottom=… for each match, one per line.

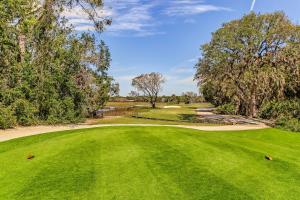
left=164, top=0, right=231, bottom=16
left=250, top=0, right=256, bottom=11
left=177, top=75, right=196, bottom=85
left=171, top=0, right=205, bottom=5
left=62, top=6, right=113, bottom=31
left=108, top=3, right=155, bottom=33
left=62, top=0, right=231, bottom=36
left=163, top=75, right=198, bottom=95
left=62, top=0, right=163, bottom=36
left=188, top=57, right=198, bottom=63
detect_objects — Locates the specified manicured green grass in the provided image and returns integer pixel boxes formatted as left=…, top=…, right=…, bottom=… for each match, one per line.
left=135, top=107, right=196, bottom=121
left=102, top=102, right=214, bottom=125
left=95, top=116, right=217, bottom=126
left=106, top=101, right=149, bottom=107
left=106, top=102, right=212, bottom=109
left=0, top=127, right=299, bottom=199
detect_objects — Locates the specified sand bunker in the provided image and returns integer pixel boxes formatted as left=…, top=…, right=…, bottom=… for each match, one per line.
left=163, top=106, right=181, bottom=108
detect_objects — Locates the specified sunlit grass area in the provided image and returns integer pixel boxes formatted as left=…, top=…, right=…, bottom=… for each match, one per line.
left=93, top=116, right=216, bottom=126
left=135, top=107, right=196, bottom=121
left=1, top=126, right=299, bottom=199
left=106, top=102, right=212, bottom=109
left=97, top=102, right=215, bottom=125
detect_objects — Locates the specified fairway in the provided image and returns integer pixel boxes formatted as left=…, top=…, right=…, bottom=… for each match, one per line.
left=0, top=127, right=299, bottom=200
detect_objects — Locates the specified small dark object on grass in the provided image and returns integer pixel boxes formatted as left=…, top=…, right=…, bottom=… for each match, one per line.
left=27, top=155, right=35, bottom=160
left=265, top=155, right=272, bottom=161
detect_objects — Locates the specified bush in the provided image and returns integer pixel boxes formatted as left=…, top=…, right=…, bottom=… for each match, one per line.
left=259, top=99, right=300, bottom=132
left=216, top=103, right=236, bottom=115
left=46, top=115, right=61, bottom=125
left=259, top=99, right=300, bottom=119
left=46, top=97, right=82, bottom=124
left=13, top=99, right=37, bottom=126
left=44, top=99, right=63, bottom=123
left=276, top=117, right=300, bottom=132
left=62, top=97, right=76, bottom=121
left=0, top=105, right=16, bottom=129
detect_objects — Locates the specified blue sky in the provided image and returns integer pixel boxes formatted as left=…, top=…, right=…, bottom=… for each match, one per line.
left=64, top=0, right=300, bottom=96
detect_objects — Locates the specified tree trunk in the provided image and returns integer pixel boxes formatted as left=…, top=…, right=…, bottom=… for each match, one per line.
left=151, top=102, right=156, bottom=109
left=249, top=93, right=258, bottom=118
left=18, top=34, right=26, bottom=62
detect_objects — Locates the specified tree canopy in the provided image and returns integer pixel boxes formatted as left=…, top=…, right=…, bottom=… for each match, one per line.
left=195, top=12, right=300, bottom=117
left=132, top=72, right=165, bottom=108
left=0, top=0, right=113, bottom=128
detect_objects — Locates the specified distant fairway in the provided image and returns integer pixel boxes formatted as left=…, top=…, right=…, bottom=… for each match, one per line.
left=98, top=102, right=220, bottom=126
left=0, top=127, right=299, bottom=199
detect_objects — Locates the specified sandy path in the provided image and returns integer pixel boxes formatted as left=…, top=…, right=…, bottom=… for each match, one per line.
left=0, top=123, right=269, bottom=142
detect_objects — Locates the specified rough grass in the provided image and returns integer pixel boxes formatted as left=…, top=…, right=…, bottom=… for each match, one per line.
left=0, top=127, right=299, bottom=199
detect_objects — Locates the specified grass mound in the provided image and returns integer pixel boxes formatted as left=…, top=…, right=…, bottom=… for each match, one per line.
left=0, top=127, right=299, bottom=199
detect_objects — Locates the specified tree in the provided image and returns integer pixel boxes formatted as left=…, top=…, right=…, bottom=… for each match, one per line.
left=182, top=92, right=198, bottom=104
left=169, top=94, right=180, bottom=104
left=8, top=0, right=111, bottom=63
left=0, top=0, right=113, bottom=127
left=129, top=91, right=140, bottom=98
left=132, top=73, right=165, bottom=108
left=195, top=12, right=300, bottom=117
left=110, top=82, right=120, bottom=97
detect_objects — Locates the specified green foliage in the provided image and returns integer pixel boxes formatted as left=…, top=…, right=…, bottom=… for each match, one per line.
left=0, top=0, right=113, bottom=128
left=196, top=12, right=300, bottom=118
left=259, top=99, right=300, bottom=132
left=181, top=92, right=198, bottom=104
left=259, top=99, right=300, bottom=120
left=168, top=94, right=180, bottom=104
left=0, top=105, right=16, bottom=129
left=276, top=117, right=300, bottom=132
left=216, top=103, right=236, bottom=115
left=13, top=99, right=37, bottom=126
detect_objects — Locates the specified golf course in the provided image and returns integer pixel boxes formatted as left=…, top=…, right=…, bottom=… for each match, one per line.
left=0, top=126, right=299, bottom=199
left=1, top=0, right=300, bottom=199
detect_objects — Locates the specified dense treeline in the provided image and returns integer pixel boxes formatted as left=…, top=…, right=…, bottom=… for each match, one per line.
left=0, top=0, right=114, bottom=128
left=125, top=92, right=204, bottom=104
left=196, top=12, right=300, bottom=131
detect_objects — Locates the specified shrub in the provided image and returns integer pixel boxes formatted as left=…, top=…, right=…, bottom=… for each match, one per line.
left=259, top=99, right=300, bottom=132
left=46, top=115, right=61, bottom=125
left=62, top=97, right=76, bottom=121
left=13, top=99, right=37, bottom=126
left=259, top=99, right=300, bottom=119
left=216, top=103, right=236, bottom=115
left=276, top=117, right=300, bottom=132
left=0, top=105, right=16, bottom=129
left=46, top=97, right=82, bottom=124
left=46, top=99, right=63, bottom=123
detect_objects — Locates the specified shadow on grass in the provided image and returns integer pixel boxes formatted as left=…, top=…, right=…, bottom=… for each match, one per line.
left=178, top=114, right=199, bottom=122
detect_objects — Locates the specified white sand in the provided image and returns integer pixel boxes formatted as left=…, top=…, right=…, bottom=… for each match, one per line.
left=0, top=123, right=268, bottom=142
left=163, top=106, right=181, bottom=108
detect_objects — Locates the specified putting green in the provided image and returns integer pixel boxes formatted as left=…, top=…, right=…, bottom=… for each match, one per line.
left=0, top=127, right=299, bottom=199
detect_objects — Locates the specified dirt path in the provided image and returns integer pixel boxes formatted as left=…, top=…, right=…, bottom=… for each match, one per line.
left=0, top=123, right=269, bottom=142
